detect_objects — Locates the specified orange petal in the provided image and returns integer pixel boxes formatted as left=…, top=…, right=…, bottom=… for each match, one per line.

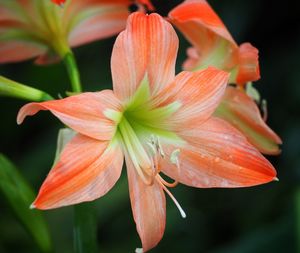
left=111, top=12, right=178, bottom=101
left=161, top=117, right=277, bottom=188
left=236, top=43, right=260, bottom=85
left=169, top=0, right=237, bottom=67
left=67, top=2, right=130, bottom=47
left=126, top=155, right=166, bottom=252
left=215, top=86, right=282, bottom=155
left=17, top=90, right=121, bottom=141
left=153, top=67, right=229, bottom=130
left=33, top=134, right=124, bottom=209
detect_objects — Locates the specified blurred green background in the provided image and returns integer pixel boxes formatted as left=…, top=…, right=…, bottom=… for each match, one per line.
left=0, top=0, right=300, bottom=252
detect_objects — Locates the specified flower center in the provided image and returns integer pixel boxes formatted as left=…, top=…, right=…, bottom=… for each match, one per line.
left=105, top=80, right=187, bottom=218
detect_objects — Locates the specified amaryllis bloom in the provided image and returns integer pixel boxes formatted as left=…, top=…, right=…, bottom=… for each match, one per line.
left=0, top=0, right=149, bottom=64
left=168, top=0, right=282, bottom=154
left=168, top=0, right=260, bottom=85
left=18, top=13, right=277, bottom=252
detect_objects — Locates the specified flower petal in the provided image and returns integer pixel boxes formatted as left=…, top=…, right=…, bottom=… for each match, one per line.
left=168, top=0, right=237, bottom=64
left=126, top=155, right=166, bottom=252
left=17, top=90, right=121, bottom=141
left=33, top=134, right=124, bottom=209
left=67, top=1, right=130, bottom=47
left=214, top=86, right=282, bottom=155
left=235, top=43, right=260, bottom=85
left=111, top=12, right=178, bottom=102
left=161, top=117, right=277, bottom=188
left=0, top=18, right=47, bottom=63
left=152, top=67, right=229, bottom=130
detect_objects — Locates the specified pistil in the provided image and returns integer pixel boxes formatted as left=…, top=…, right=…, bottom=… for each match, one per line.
left=119, top=118, right=154, bottom=185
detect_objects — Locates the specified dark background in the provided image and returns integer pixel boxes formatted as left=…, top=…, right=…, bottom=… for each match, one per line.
left=1, top=0, right=300, bottom=252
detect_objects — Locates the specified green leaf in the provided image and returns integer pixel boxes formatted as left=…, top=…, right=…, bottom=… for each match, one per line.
left=0, top=154, right=52, bottom=252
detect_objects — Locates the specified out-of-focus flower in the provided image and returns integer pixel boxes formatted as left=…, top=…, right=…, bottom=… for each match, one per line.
left=215, top=87, right=282, bottom=155
left=169, top=0, right=281, bottom=154
left=18, top=13, right=277, bottom=252
left=0, top=0, right=147, bottom=64
left=51, top=0, right=66, bottom=6
left=168, top=0, right=260, bottom=85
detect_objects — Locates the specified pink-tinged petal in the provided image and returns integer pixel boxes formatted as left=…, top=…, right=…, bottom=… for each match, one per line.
left=153, top=67, right=228, bottom=130
left=33, top=134, right=124, bottom=209
left=111, top=12, right=178, bottom=102
left=68, top=5, right=129, bottom=47
left=17, top=90, right=121, bottom=141
left=215, top=87, right=282, bottom=155
left=147, top=13, right=178, bottom=95
left=236, top=43, right=260, bottom=85
left=111, top=12, right=147, bottom=101
left=126, top=155, right=166, bottom=252
left=161, top=117, right=277, bottom=188
left=169, top=0, right=237, bottom=51
left=0, top=40, right=47, bottom=63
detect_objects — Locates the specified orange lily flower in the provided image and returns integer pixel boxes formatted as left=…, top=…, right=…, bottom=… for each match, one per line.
left=0, top=0, right=147, bottom=64
left=17, top=13, right=277, bottom=252
left=168, top=0, right=259, bottom=85
left=168, top=0, right=281, bottom=154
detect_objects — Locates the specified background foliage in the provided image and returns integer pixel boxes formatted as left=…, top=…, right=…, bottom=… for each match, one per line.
left=0, top=0, right=300, bottom=252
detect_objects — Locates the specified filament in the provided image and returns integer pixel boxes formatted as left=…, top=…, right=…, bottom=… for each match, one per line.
left=157, top=176, right=186, bottom=218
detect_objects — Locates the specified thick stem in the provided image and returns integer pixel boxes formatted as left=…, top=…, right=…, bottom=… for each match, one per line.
left=63, top=52, right=82, bottom=93
left=74, top=202, right=99, bottom=253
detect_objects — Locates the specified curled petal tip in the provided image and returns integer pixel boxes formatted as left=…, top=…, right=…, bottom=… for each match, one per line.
left=273, top=177, right=279, bottom=182
left=135, top=248, right=143, bottom=253
left=16, top=115, right=23, bottom=125
left=30, top=203, right=36, bottom=209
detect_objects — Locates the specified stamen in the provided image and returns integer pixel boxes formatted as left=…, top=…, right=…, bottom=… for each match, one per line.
left=262, top=99, right=268, bottom=122
left=170, top=149, right=180, bottom=168
left=156, top=137, right=165, bottom=158
left=157, top=174, right=178, bottom=188
left=157, top=176, right=186, bottom=218
left=119, top=118, right=154, bottom=185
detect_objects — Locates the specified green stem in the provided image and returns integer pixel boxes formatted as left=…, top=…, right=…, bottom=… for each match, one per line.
left=63, top=52, right=82, bottom=93
left=0, top=76, right=53, bottom=101
left=74, top=202, right=99, bottom=253
left=64, top=50, right=97, bottom=253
